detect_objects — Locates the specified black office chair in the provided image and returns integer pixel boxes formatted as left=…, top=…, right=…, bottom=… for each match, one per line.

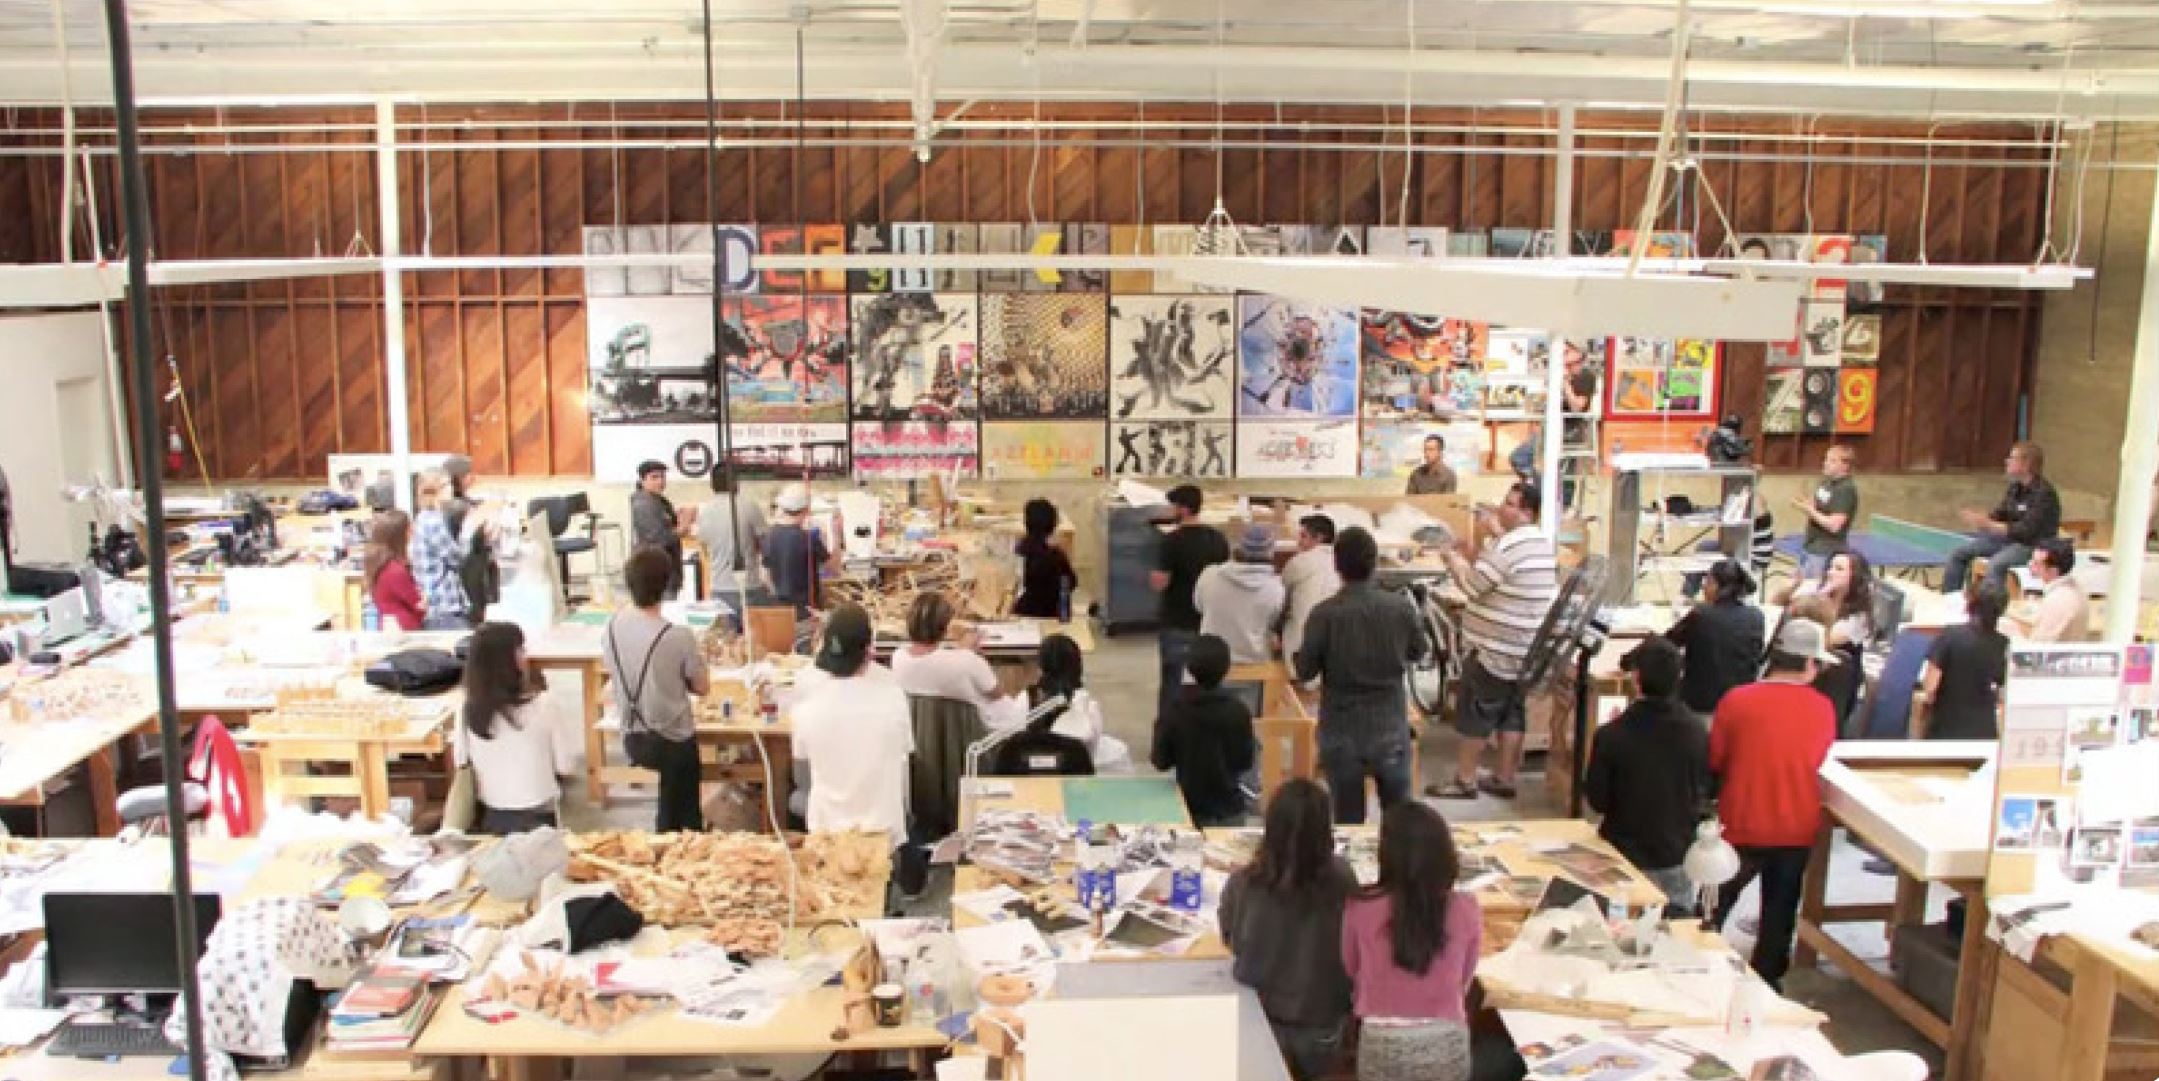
left=528, top=494, right=599, bottom=602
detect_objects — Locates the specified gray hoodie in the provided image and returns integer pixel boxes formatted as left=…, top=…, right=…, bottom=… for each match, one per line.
left=1195, top=560, right=1288, bottom=665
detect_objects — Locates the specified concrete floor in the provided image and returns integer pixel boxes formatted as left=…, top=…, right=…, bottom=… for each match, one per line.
left=564, top=626, right=1947, bottom=1071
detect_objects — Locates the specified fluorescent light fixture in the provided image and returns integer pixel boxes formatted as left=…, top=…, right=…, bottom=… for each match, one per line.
left=0, top=264, right=125, bottom=307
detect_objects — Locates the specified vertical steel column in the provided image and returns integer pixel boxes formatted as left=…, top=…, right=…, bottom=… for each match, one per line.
left=2105, top=160, right=2159, bottom=641
left=1541, top=103, right=1577, bottom=536
left=378, top=99, right=413, bottom=509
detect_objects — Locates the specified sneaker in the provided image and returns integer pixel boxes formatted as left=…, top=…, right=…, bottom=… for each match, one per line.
left=1426, top=779, right=1479, bottom=799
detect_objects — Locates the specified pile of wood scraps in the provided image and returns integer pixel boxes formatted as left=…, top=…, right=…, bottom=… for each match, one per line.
left=248, top=698, right=433, bottom=738
left=563, top=830, right=892, bottom=951
left=2, top=669, right=148, bottom=722
left=477, top=952, right=656, bottom=1034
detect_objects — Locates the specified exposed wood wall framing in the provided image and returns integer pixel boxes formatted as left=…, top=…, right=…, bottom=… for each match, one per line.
left=0, top=103, right=2050, bottom=480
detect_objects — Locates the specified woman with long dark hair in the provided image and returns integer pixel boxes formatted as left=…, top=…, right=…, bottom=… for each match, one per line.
left=363, top=509, right=426, bottom=633
left=1220, top=779, right=1355, bottom=1081
left=1666, top=558, right=1766, bottom=714
left=1022, top=634, right=1130, bottom=772
left=455, top=622, right=576, bottom=833
left=1010, top=498, right=1076, bottom=619
left=1919, top=580, right=2011, bottom=740
left=1340, top=802, right=1479, bottom=1081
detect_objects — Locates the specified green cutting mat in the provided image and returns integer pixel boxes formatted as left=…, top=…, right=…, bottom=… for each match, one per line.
left=1060, top=776, right=1191, bottom=826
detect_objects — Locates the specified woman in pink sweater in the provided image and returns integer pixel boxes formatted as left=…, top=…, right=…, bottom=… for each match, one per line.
left=1340, top=801, right=1481, bottom=1081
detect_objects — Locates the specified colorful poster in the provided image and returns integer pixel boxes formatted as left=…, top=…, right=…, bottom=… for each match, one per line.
left=979, top=293, right=1110, bottom=420
left=1663, top=339, right=1717, bottom=415
left=1236, top=295, right=1360, bottom=419
left=1110, top=296, right=1237, bottom=421
left=1836, top=368, right=1878, bottom=434
left=757, top=224, right=848, bottom=294
left=1360, top=421, right=1480, bottom=480
left=982, top=422, right=1107, bottom=480
left=587, top=296, right=717, bottom=426
left=1809, top=234, right=1855, bottom=299
left=850, top=293, right=979, bottom=426
left=1235, top=419, right=1360, bottom=478
left=1610, top=369, right=1661, bottom=415
left=1763, top=370, right=1805, bottom=434
left=1111, top=420, right=1231, bottom=478
left=1842, top=313, right=1881, bottom=363
left=850, top=420, right=979, bottom=480
left=1610, top=230, right=1696, bottom=259
left=1361, top=312, right=1486, bottom=422
left=720, top=295, right=849, bottom=423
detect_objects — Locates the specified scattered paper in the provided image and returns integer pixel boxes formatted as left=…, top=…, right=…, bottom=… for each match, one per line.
left=2074, top=744, right=2159, bottom=825
left=0, top=1007, right=66, bottom=1049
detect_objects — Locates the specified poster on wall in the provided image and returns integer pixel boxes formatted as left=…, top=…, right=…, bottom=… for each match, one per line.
left=757, top=224, right=849, bottom=294
left=1236, top=296, right=1359, bottom=419
left=670, top=223, right=760, bottom=295
left=978, top=223, right=1027, bottom=293
left=1798, top=297, right=1846, bottom=367
left=1800, top=368, right=1837, bottom=434
left=850, top=293, right=979, bottom=426
left=1111, top=420, right=1231, bottom=478
left=933, top=222, right=979, bottom=292
left=591, top=422, right=849, bottom=481
left=1762, top=370, right=1805, bottom=434
left=1150, top=225, right=1230, bottom=294
left=583, top=227, right=629, bottom=297
left=1610, top=230, right=1695, bottom=258
left=1060, top=223, right=1110, bottom=293
left=721, top=295, right=849, bottom=423
left=1366, top=227, right=1449, bottom=258
left=1836, top=368, right=1878, bottom=434
left=1107, top=225, right=1154, bottom=294
left=1235, top=419, right=1360, bottom=478
left=979, top=293, right=1110, bottom=420
left=1361, top=311, right=1486, bottom=422
left=1664, top=339, right=1717, bottom=414
left=1849, top=235, right=1888, bottom=305
left=850, top=421, right=979, bottom=480
left=1842, top=313, right=1881, bottom=363
left=982, top=422, right=1107, bottom=480
left=587, top=296, right=717, bottom=426
left=1109, top=296, right=1237, bottom=422
left=1360, top=421, right=1480, bottom=480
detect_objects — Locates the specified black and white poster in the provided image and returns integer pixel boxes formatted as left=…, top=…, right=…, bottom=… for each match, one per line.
left=1109, top=295, right=1236, bottom=421
left=1110, top=420, right=1231, bottom=479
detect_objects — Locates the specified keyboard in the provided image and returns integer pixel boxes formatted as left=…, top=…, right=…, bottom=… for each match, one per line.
left=48, top=1021, right=175, bottom=1058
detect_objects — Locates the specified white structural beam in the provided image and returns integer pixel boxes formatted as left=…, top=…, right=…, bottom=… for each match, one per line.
left=376, top=100, right=413, bottom=512
left=2106, top=152, right=2159, bottom=642
left=1543, top=103, right=1577, bottom=535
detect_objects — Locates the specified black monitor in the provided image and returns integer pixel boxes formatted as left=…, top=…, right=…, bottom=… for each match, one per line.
left=44, top=892, right=221, bottom=999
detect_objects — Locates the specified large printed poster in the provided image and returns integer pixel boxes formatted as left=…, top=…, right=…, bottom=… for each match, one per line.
left=982, top=422, right=1107, bottom=480
left=1111, top=420, right=1231, bottom=479
left=587, top=296, right=716, bottom=427
left=979, top=293, right=1110, bottom=419
left=852, top=421, right=980, bottom=480
left=850, top=293, right=979, bottom=426
left=1235, top=419, right=1360, bottom=479
left=1361, top=311, right=1486, bottom=422
left=721, top=295, right=849, bottom=423
left=1236, top=296, right=1359, bottom=419
left=1109, top=296, right=1236, bottom=421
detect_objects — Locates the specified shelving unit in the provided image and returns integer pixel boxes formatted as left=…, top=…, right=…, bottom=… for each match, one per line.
left=1605, top=461, right=1759, bottom=603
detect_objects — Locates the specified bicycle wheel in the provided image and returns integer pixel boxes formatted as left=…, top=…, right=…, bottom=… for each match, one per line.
left=1406, top=601, right=1451, bottom=719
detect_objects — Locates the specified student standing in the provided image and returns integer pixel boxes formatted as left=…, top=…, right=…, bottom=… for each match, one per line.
left=1584, top=638, right=1710, bottom=912
left=1149, top=485, right=1230, bottom=721
left=1793, top=445, right=1859, bottom=579
left=629, top=460, right=686, bottom=599
left=1434, top=481, right=1559, bottom=801
left=1279, top=514, right=1342, bottom=667
left=1665, top=559, right=1766, bottom=715
left=410, top=470, right=470, bottom=630
left=763, top=483, right=840, bottom=618
left=363, top=509, right=426, bottom=633
left=696, top=467, right=767, bottom=606
left=1705, top=619, right=1840, bottom=990
left=1220, top=779, right=1357, bottom=1081
left=1919, top=582, right=2012, bottom=740
left=455, top=622, right=578, bottom=834
left=2012, top=538, right=2093, bottom=643
left=1011, top=498, right=1078, bottom=619
left=1196, top=524, right=1288, bottom=665
left=1150, top=634, right=1256, bottom=827
left=1341, top=802, right=1480, bottom=1081
left=1294, top=527, right=1426, bottom=825
left=792, top=604, right=922, bottom=892
left=1946, top=441, right=2062, bottom=592
left=603, top=547, right=711, bottom=832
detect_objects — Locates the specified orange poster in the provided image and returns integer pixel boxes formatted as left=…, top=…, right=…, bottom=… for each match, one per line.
left=1836, top=368, right=1878, bottom=434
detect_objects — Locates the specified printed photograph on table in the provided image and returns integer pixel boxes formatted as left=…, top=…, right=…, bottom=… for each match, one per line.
left=1361, top=422, right=1480, bottom=480
left=1235, top=419, right=1360, bottom=478
left=1996, top=795, right=2069, bottom=851
left=2130, top=823, right=2159, bottom=867
left=978, top=294, right=1110, bottom=420
left=724, top=422, right=850, bottom=478
left=719, top=295, right=849, bottom=423
left=2072, top=826, right=2124, bottom=868
left=982, top=422, right=1107, bottom=480
left=1835, top=369, right=1878, bottom=434
left=1110, top=420, right=1231, bottom=478
left=1361, top=312, right=1488, bottom=421
left=1110, top=296, right=1237, bottom=421
left=850, top=420, right=979, bottom=480
left=1841, top=313, right=1881, bottom=363
left=2067, top=707, right=2120, bottom=747
left=850, top=293, right=979, bottom=426
left=1236, top=296, right=1360, bottom=419
left=587, top=296, right=717, bottom=426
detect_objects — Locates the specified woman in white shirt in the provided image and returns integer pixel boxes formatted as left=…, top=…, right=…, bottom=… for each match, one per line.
left=891, top=593, right=1027, bottom=730
left=1029, top=634, right=1132, bottom=773
left=455, top=622, right=578, bottom=834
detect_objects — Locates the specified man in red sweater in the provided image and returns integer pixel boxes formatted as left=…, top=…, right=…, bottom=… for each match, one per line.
left=1704, top=618, right=1840, bottom=990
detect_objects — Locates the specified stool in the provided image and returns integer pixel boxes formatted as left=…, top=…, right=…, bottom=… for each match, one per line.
left=116, top=783, right=209, bottom=836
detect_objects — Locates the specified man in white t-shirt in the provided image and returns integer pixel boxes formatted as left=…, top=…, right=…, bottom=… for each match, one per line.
left=791, top=604, right=919, bottom=893
left=2013, top=538, right=2093, bottom=643
left=1279, top=513, right=1342, bottom=669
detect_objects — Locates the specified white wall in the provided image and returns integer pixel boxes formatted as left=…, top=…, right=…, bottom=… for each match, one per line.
left=0, top=311, right=119, bottom=565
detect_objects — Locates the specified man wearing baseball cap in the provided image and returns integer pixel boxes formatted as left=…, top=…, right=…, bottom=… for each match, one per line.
left=1704, top=617, right=1840, bottom=991
left=761, top=482, right=840, bottom=618
left=791, top=604, right=923, bottom=896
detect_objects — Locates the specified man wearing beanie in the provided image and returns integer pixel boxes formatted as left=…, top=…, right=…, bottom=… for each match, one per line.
left=1195, top=523, right=1288, bottom=666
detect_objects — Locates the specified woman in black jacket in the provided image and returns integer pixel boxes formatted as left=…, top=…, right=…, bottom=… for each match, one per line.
left=1010, top=498, right=1077, bottom=619
left=1665, top=559, right=1766, bottom=715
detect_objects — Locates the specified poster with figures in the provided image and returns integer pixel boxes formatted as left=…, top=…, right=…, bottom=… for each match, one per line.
left=720, top=295, right=849, bottom=423
left=851, top=420, right=978, bottom=480
left=1361, top=312, right=1486, bottom=422
left=979, top=293, right=1110, bottom=420
left=1109, top=296, right=1236, bottom=422
left=982, top=422, right=1106, bottom=480
left=1236, top=296, right=1359, bottom=419
left=1235, top=419, right=1360, bottom=478
left=850, top=293, right=978, bottom=426
left=587, top=296, right=717, bottom=426
left=1111, top=420, right=1231, bottom=478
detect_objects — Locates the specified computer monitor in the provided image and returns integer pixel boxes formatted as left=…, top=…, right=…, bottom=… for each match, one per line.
left=75, top=563, right=104, bottom=628
left=44, top=892, right=221, bottom=999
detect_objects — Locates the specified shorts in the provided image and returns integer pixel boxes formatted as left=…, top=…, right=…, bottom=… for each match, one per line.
left=1453, top=651, right=1526, bottom=739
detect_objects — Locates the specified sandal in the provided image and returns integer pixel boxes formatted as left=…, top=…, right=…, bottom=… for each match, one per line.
left=1478, top=776, right=1518, bottom=799
left=1426, top=779, right=1480, bottom=800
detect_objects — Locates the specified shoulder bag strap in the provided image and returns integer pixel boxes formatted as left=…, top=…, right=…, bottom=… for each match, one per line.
left=605, top=617, right=668, bottom=734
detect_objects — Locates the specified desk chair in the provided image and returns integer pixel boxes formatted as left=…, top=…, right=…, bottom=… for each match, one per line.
left=115, top=783, right=208, bottom=836
left=528, top=494, right=600, bottom=602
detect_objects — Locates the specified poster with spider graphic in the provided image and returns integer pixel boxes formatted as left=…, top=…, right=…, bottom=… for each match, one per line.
left=1236, top=295, right=1359, bottom=420
left=1110, top=420, right=1232, bottom=478
left=720, top=295, right=849, bottom=424
left=983, top=422, right=1107, bottom=480
left=1361, top=311, right=1487, bottom=422
left=849, top=293, right=979, bottom=426
left=1235, top=419, right=1360, bottom=479
left=978, top=293, right=1110, bottom=420
left=1108, top=296, right=1237, bottom=422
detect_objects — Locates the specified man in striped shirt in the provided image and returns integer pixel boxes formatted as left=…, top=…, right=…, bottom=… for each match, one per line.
left=1431, top=481, right=1559, bottom=801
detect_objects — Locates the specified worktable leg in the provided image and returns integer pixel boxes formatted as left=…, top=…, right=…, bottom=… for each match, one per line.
left=1890, top=871, right=1927, bottom=944
left=2061, top=951, right=2117, bottom=1081
left=583, top=661, right=608, bottom=809
left=1794, top=822, right=1833, bottom=970
left=360, top=743, right=392, bottom=821
left=769, top=734, right=793, bottom=834
left=1943, top=892, right=1994, bottom=1081
left=87, top=745, right=121, bottom=837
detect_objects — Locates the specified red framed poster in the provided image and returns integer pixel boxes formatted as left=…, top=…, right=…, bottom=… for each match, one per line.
left=1605, top=337, right=1720, bottom=419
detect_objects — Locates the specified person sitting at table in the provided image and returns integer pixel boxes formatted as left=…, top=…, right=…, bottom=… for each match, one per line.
left=1220, top=778, right=1356, bottom=1081
left=363, top=509, right=426, bottom=633
left=1945, top=441, right=2061, bottom=593
left=603, top=547, right=711, bottom=833
left=792, top=603, right=925, bottom=897
left=1665, top=558, right=1765, bottom=715
left=1584, top=637, right=1710, bottom=914
left=1917, top=581, right=2011, bottom=740
left=892, top=592, right=1027, bottom=730
left=1151, top=634, right=1256, bottom=827
left=1340, top=801, right=1479, bottom=1081
left=1195, top=523, right=1287, bottom=667
left=455, top=622, right=577, bottom=834
left=1010, top=498, right=1077, bottom=619
left=2010, top=538, right=2092, bottom=643
left=1704, top=618, right=1839, bottom=992
left=1023, top=633, right=1132, bottom=772
left=1787, top=549, right=1876, bottom=649
left=410, top=469, right=471, bottom=630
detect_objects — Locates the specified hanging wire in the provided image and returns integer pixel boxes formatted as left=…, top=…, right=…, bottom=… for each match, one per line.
left=1800, top=115, right=1818, bottom=237
left=1916, top=119, right=1942, bottom=266
left=1624, top=0, right=1694, bottom=279
left=1395, top=0, right=1415, bottom=231
left=2031, top=0, right=2084, bottom=266
left=1024, top=0, right=1042, bottom=228
left=419, top=102, right=434, bottom=256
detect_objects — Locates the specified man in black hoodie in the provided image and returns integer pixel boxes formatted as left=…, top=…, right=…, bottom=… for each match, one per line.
left=1584, top=637, right=1711, bottom=912
left=1151, top=634, right=1256, bottom=827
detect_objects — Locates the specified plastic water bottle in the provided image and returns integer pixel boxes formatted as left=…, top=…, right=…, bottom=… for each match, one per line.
left=1169, top=831, right=1205, bottom=914
left=217, top=583, right=230, bottom=614
left=1057, top=578, right=1072, bottom=623
left=1075, top=821, right=1116, bottom=913
left=360, top=597, right=380, bottom=633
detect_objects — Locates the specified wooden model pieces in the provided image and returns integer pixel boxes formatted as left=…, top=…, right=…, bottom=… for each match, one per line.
left=563, top=829, right=893, bottom=936
left=702, top=917, right=786, bottom=957
left=699, top=620, right=752, bottom=670
left=250, top=699, right=414, bottom=737
left=479, top=954, right=648, bottom=1034
left=272, top=680, right=340, bottom=707
left=3, top=669, right=148, bottom=722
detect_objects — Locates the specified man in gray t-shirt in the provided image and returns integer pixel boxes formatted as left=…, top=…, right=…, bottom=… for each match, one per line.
left=603, top=548, right=710, bottom=831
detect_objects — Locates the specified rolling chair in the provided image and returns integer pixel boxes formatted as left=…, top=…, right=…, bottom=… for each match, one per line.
left=528, top=494, right=600, bottom=602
